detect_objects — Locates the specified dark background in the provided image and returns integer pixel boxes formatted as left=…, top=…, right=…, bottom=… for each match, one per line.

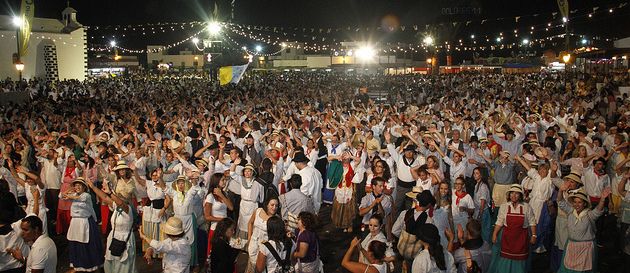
left=2, top=0, right=629, bottom=61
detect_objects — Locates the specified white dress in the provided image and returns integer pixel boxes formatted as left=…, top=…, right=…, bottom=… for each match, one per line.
left=238, top=178, right=260, bottom=233
left=67, top=193, right=97, bottom=243
left=248, top=208, right=269, bottom=264
left=168, top=186, right=202, bottom=245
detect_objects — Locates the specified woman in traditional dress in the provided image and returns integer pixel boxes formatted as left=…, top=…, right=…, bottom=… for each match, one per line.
left=166, top=175, right=203, bottom=268
left=63, top=177, right=105, bottom=271
left=556, top=185, right=611, bottom=273
left=551, top=172, right=583, bottom=272
left=246, top=196, right=279, bottom=273
left=231, top=162, right=262, bottom=239
left=331, top=152, right=358, bottom=232
left=85, top=175, right=137, bottom=273
left=57, top=153, right=82, bottom=234
left=141, top=167, right=170, bottom=258
left=488, top=184, right=537, bottom=273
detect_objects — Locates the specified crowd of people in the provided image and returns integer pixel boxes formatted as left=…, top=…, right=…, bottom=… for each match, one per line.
left=0, top=69, right=629, bottom=273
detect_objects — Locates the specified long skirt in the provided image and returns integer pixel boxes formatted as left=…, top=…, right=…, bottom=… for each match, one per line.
left=69, top=217, right=105, bottom=271
left=331, top=192, right=356, bottom=229
left=487, top=229, right=531, bottom=273
left=207, top=229, right=215, bottom=255
left=534, top=203, right=553, bottom=251
left=104, top=232, right=138, bottom=273
left=481, top=208, right=494, bottom=244
left=558, top=239, right=597, bottom=273
left=142, top=220, right=164, bottom=258
left=101, top=204, right=111, bottom=234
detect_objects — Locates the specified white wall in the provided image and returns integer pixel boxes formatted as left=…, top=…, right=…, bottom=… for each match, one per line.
left=0, top=29, right=86, bottom=81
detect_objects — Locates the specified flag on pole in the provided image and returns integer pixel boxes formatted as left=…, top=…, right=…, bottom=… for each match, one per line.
left=219, top=64, right=249, bottom=85
left=557, top=0, right=569, bottom=19
left=19, top=0, right=34, bottom=57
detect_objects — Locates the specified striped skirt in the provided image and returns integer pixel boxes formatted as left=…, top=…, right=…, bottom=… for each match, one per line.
left=331, top=190, right=356, bottom=229
left=142, top=220, right=164, bottom=258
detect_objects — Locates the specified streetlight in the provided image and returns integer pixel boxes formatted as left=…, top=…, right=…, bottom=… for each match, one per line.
left=192, top=37, right=200, bottom=44
left=423, top=36, right=434, bottom=46
left=207, top=22, right=221, bottom=35
left=562, top=54, right=571, bottom=63
left=522, top=39, right=529, bottom=45
left=356, top=46, right=376, bottom=61
left=15, top=62, right=24, bottom=81
left=255, top=45, right=262, bottom=52
left=562, top=54, right=571, bottom=91
left=581, top=39, right=588, bottom=45
left=109, top=40, right=116, bottom=47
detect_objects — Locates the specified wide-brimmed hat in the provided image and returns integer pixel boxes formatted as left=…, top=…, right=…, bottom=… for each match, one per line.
left=97, top=131, right=110, bottom=143
left=499, top=151, right=511, bottom=158
left=195, top=158, right=209, bottom=167
left=478, top=137, right=489, bottom=143
left=406, top=186, right=424, bottom=199
left=112, top=160, right=131, bottom=171
left=72, top=177, right=88, bottom=188
left=507, top=184, right=524, bottom=195
left=292, top=152, right=310, bottom=163
left=163, top=217, right=184, bottom=236
left=172, top=175, right=192, bottom=191
left=568, top=188, right=590, bottom=207
left=563, top=172, right=583, bottom=185
left=416, top=190, right=435, bottom=207
left=242, top=163, right=257, bottom=174
left=169, top=139, right=182, bottom=149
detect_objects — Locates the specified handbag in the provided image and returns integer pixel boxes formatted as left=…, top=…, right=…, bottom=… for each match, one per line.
left=109, top=208, right=132, bottom=257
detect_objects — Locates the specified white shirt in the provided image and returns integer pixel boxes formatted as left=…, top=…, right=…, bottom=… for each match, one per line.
left=26, top=234, right=57, bottom=273
left=412, top=248, right=457, bottom=273
left=259, top=241, right=293, bottom=273
left=387, top=144, right=425, bottom=182
left=0, top=221, right=30, bottom=271
left=150, top=238, right=191, bottom=273
left=296, top=165, right=323, bottom=213
left=451, top=192, right=475, bottom=220
left=204, top=193, right=228, bottom=230
left=37, top=157, right=61, bottom=190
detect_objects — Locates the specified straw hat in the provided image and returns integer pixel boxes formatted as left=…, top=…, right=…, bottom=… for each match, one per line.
left=568, top=188, right=590, bottom=207
left=563, top=172, right=583, bottom=185
left=72, top=177, right=88, bottom=188
left=97, top=131, right=110, bottom=143
left=163, top=217, right=184, bottom=236
left=195, top=158, right=209, bottom=167
left=478, top=137, right=489, bottom=143
left=169, top=139, right=182, bottom=149
left=406, top=186, right=424, bottom=199
left=112, top=160, right=131, bottom=171
left=507, top=184, right=524, bottom=195
left=172, top=175, right=192, bottom=191
left=499, top=151, right=511, bottom=158
left=242, top=163, right=257, bottom=174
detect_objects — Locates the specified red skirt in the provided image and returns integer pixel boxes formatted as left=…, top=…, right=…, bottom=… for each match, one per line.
left=100, top=205, right=110, bottom=234
left=207, top=229, right=215, bottom=255
left=56, top=209, right=71, bottom=234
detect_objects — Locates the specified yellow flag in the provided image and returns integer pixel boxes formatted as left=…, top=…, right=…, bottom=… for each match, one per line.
left=18, top=0, right=35, bottom=57
left=557, top=0, right=569, bottom=19
left=219, top=66, right=233, bottom=85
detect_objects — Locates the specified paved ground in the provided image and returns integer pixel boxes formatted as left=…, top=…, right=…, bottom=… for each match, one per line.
left=53, top=204, right=626, bottom=273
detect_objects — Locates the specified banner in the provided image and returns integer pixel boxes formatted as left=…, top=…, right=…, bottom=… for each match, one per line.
left=219, top=64, right=249, bottom=85
left=18, top=0, right=34, bottom=57
left=557, top=0, right=569, bottom=18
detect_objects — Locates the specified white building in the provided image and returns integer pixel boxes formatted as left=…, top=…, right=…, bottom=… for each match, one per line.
left=0, top=6, right=87, bottom=81
left=146, top=46, right=205, bottom=69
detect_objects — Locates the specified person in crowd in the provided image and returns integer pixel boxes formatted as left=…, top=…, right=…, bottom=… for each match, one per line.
left=453, top=220, right=492, bottom=273
left=0, top=183, right=30, bottom=273
left=166, top=175, right=203, bottom=269
left=5, top=216, right=57, bottom=273
left=358, top=214, right=396, bottom=269
left=393, top=189, right=435, bottom=266
left=141, top=167, right=171, bottom=258
left=57, top=153, right=83, bottom=235
left=451, top=177, right=475, bottom=244
left=384, top=131, right=425, bottom=214
left=232, top=162, right=263, bottom=240
left=411, top=223, right=457, bottom=273
left=140, top=216, right=191, bottom=273
left=209, top=218, right=243, bottom=273
left=279, top=174, right=314, bottom=230
left=293, top=212, right=321, bottom=273
left=255, top=216, right=293, bottom=273
left=291, top=152, right=324, bottom=214
left=85, top=175, right=137, bottom=273
left=8, top=166, right=47, bottom=235
left=63, top=177, right=104, bottom=271
left=359, top=177, right=392, bottom=229
left=556, top=185, right=611, bottom=273
left=550, top=172, right=583, bottom=271
left=204, top=173, right=233, bottom=254
left=247, top=196, right=280, bottom=273
left=341, top=237, right=388, bottom=273
left=488, top=184, right=536, bottom=273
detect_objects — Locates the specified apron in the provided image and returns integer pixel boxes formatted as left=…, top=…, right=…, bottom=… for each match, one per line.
left=500, top=205, right=528, bottom=260
left=239, top=181, right=258, bottom=233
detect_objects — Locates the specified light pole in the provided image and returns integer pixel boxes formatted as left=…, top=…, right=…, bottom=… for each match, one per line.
left=12, top=16, right=23, bottom=81
left=562, top=54, right=571, bottom=92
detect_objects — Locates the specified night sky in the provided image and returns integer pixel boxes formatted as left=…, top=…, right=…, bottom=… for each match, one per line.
left=1, top=0, right=629, bottom=56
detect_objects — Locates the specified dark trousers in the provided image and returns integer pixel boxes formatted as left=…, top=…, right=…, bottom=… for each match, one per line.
left=0, top=267, right=26, bottom=273
left=227, top=191, right=241, bottom=222
left=45, top=189, right=59, bottom=234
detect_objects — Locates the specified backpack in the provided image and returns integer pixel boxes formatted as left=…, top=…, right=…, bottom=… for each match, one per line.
left=263, top=241, right=294, bottom=273
left=257, top=175, right=279, bottom=208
